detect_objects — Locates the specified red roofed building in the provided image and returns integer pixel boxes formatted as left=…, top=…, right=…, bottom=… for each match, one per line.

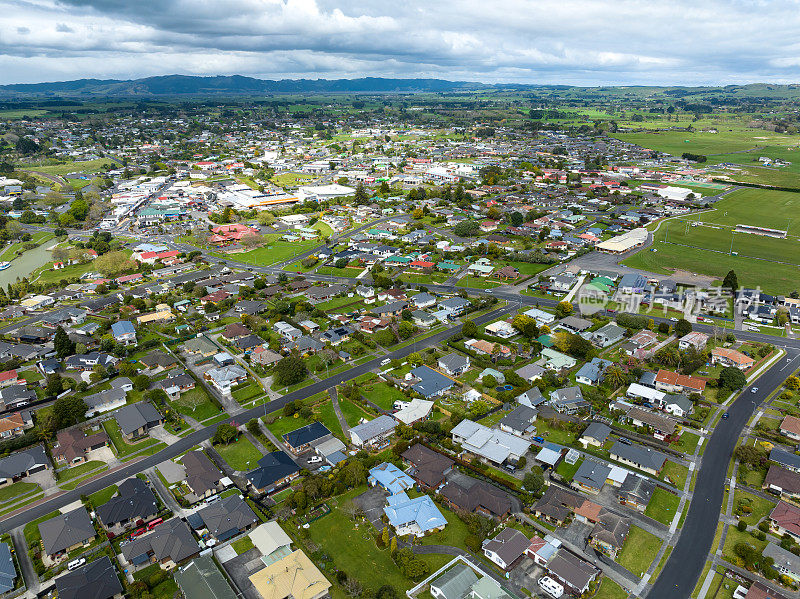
left=771, top=500, right=800, bottom=540
left=0, top=370, right=18, bottom=387
left=654, top=369, right=706, bottom=394
left=209, top=224, right=259, bottom=246
left=410, top=260, right=434, bottom=271
left=136, top=250, right=181, bottom=265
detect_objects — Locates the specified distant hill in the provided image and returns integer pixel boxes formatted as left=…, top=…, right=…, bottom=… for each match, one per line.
left=0, top=75, right=492, bottom=97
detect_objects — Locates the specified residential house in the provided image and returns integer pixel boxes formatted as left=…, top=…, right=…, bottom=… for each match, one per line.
left=96, top=477, right=159, bottom=530
left=617, top=476, right=656, bottom=512
left=114, top=402, right=162, bottom=441
left=369, top=462, right=414, bottom=495
left=592, top=323, right=625, bottom=347
left=711, top=347, right=755, bottom=370
left=438, top=353, right=470, bottom=377
left=174, top=555, right=238, bottom=599
left=439, top=477, right=512, bottom=519
left=482, top=528, right=529, bottom=571
left=121, top=518, right=199, bottom=570
left=191, top=495, right=258, bottom=541
left=549, top=386, right=589, bottom=414
left=383, top=491, right=447, bottom=537
left=609, top=441, right=667, bottom=475
left=678, top=332, right=709, bottom=351
left=401, top=444, right=454, bottom=491
left=0, top=445, right=50, bottom=486
left=579, top=422, right=611, bottom=448
left=248, top=550, right=330, bottom=599
left=39, top=507, right=95, bottom=558
left=349, top=415, right=397, bottom=449
left=0, top=412, right=26, bottom=439
left=53, top=427, right=108, bottom=464
left=781, top=416, right=800, bottom=441
left=764, top=542, right=800, bottom=582
left=770, top=501, right=800, bottom=541
left=654, top=370, right=706, bottom=394
left=575, top=358, right=611, bottom=386
left=546, top=549, right=600, bottom=596
left=110, top=320, right=137, bottom=346
left=498, top=405, right=537, bottom=438
left=407, top=366, right=455, bottom=398
left=55, top=556, right=123, bottom=599
left=282, top=422, right=331, bottom=455
left=181, top=451, right=225, bottom=499
left=764, top=465, right=800, bottom=500
left=451, top=419, right=530, bottom=467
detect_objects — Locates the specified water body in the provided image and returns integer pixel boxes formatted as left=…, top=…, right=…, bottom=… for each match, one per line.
left=0, top=241, right=56, bottom=288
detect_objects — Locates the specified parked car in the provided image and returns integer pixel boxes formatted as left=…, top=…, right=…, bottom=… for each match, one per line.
left=67, top=558, right=86, bottom=571
left=308, top=456, right=323, bottom=464
left=722, top=412, right=730, bottom=419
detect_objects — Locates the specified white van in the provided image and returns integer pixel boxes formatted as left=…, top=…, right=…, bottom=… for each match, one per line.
left=538, top=576, right=564, bottom=598
left=380, top=358, right=391, bottom=367
left=67, top=558, right=86, bottom=571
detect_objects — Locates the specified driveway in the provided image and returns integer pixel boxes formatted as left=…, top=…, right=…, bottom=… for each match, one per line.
left=218, top=547, right=267, bottom=599
left=147, top=425, right=181, bottom=445
left=354, top=487, right=387, bottom=530
left=28, top=469, right=57, bottom=495
left=562, top=520, right=592, bottom=549
left=508, top=557, right=544, bottom=596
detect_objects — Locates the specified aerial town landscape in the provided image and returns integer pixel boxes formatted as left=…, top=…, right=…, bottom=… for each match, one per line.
left=1, top=3, right=800, bottom=599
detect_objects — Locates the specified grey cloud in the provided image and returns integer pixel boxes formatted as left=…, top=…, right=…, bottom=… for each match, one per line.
left=55, top=22, right=73, bottom=32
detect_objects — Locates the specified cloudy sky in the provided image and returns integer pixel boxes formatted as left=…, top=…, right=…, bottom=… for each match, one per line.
left=1, top=0, right=799, bottom=85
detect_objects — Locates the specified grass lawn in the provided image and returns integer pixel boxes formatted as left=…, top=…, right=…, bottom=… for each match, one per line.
left=555, top=458, right=582, bottom=482
left=316, top=401, right=345, bottom=441
left=23, top=158, right=115, bottom=176
left=58, top=461, right=106, bottom=483
left=132, top=563, right=179, bottom=599
left=33, top=260, right=98, bottom=285
left=722, top=524, right=768, bottom=562
left=232, top=536, right=255, bottom=555
left=651, top=546, right=673, bottom=581
left=418, top=505, right=470, bottom=548
left=170, top=388, right=221, bottom=421
left=618, top=526, right=662, bottom=577
left=644, top=487, right=680, bottom=526
left=661, top=460, right=689, bottom=489
left=733, top=489, right=776, bottom=526
left=315, top=266, right=364, bottom=278
left=0, top=482, right=39, bottom=505
left=233, top=239, right=319, bottom=266
left=308, top=488, right=412, bottom=592
left=339, top=399, right=375, bottom=427
left=265, top=411, right=314, bottom=439
left=87, top=485, right=118, bottom=507
left=232, top=383, right=263, bottom=403
left=594, top=577, right=628, bottom=599
left=534, top=420, right=577, bottom=446
left=740, top=467, right=767, bottom=488
left=102, top=419, right=163, bottom=458
left=622, top=188, right=800, bottom=294
left=24, top=510, right=60, bottom=548
left=673, top=431, right=700, bottom=455
left=215, top=436, right=262, bottom=471
left=456, top=276, right=501, bottom=290
left=362, top=381, right=406, bottom=411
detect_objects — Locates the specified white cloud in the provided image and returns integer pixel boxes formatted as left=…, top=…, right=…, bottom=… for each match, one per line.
left=0, top=0, right=798, bottom=84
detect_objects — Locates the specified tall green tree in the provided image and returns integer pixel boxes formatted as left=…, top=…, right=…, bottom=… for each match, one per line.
left=722, top=270, right=739, bottom=293
left=54, top=326, right=75, bottom=358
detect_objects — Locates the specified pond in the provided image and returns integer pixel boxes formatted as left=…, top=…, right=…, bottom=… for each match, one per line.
left=0, top=240, right=57, bottom=288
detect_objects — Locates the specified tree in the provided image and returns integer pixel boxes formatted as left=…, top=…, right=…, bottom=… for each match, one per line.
left=523, top=468, right=545, bottom=495
left=398, top=321, right=415, bottom=340
left=453, top=221, right=479, bottom=237
left=240, top=232, right=266, bottom=249
left=511, top=314, right=538, bottom=339
left=133, top=374, right=151, bottom=391
left=786, top=376, right=800, bottom=390
left=675, top=318, right=692, bottom=338
left=52, top=395, right=88, bottom=429
left=555, top=301, right=573, bottom=318
left=722, top=270, right=739, bottom=293
left=719, top=366, right=747, bottom=391
left=274, top=355, right=307, bottom=387
left=509, top=211, right=523, bottom=226
left=389, top=536, right=398, bottom=554
left=45, top=373, right=63, bottom=397
left=461, top=320, right=478, bottom=337
left=95, top=251, right=136, bottom=277
left=604, top=365, right=627, bottom=389
left=54, top=326, right=75, bottom=358
left=212, top=423, right=239, bottom=445
left=354, top=182, right=369, bottom=205
left=5, top=220, right=22, bottom=240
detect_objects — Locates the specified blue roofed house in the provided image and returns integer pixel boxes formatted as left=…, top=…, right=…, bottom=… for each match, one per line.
left=383, top=491, right=447, bottom=537
left=369, top=462, right=414, bottom=495
left=407, top=366, right=455, bottom=398
left=618, top=273, right=647, bottom=294
left=0, top=542, right=15, bottom=593
left=575, top=358, right=613, bottom=386
left=110, top=320, right=137, bottom=346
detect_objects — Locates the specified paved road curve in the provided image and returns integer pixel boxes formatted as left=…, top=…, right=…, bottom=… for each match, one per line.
left=0, top=304, right=512, bottom=534
left=648, top=349, right=800, bottom=598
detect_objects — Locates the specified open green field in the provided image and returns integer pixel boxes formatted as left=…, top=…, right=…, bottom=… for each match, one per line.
left=233, top=238, right=319, bottom=266
left=0, top=109, right=50, bottom=120
left=623, top=188, right=800, bottom=293
left=170, top=387, right=221, bottom=421
left=644, top=487, right=680, bottom=526
left=19, top=158, right=115, bottom=176
left=618, top=526, right=662, bottom=577
left=215, top=436, right=262, bottom=471
left=270, top=172, right=320, bottom=187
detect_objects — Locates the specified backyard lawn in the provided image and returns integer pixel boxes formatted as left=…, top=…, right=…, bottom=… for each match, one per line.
left=215, top=436, right=262, bottom=471
left=232, top=536, right=254, bottom=555
left=308, top=488, right=413, bottom=592
left=265, top=411, right=314, bottom=439
left=618, top=526, right=662, bottom=578
left=660, top=460, right=689, bottom=489
left=644, top=487, right=680, bottom=526
left=132, top=563, right=179, bottom=599
left=362, top=381, right=406, bottom=411
left=339, top=399, right=376, bottom=427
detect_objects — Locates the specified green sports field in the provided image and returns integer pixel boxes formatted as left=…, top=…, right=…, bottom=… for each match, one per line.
left=623, top=188, right=800, bottom=293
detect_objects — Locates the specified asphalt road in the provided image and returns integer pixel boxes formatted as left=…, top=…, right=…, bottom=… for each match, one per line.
left=0, top=303, right=512, bottom=534
left=648, top=349, right=800, bottom=599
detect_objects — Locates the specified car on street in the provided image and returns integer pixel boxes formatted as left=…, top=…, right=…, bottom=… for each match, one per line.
left=751, top=387, right=758, bottom=393
left=722, top=412, right=730, bottom=419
